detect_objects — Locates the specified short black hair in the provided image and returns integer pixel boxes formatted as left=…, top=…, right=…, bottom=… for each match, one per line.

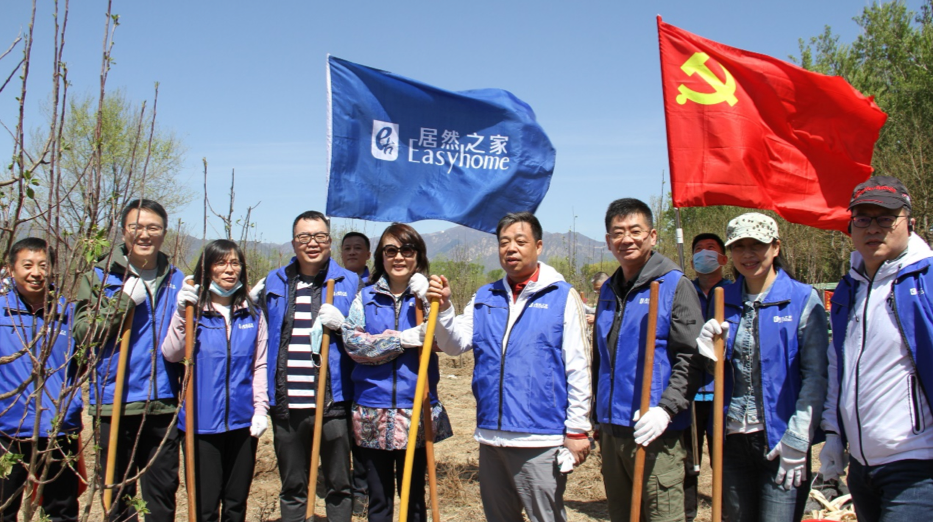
left=605, top=198, right=653, bottom=232
left=341, top=231, right=370, bottom=251
left=9, top=237, right=55, bottom=266
left=691, top=233, right=726, bottom=254
left=496, top=212, right=542, bottom=241
left=121, top=199, right=168, bottom=229
left=292, top=211, right=329, bottom=236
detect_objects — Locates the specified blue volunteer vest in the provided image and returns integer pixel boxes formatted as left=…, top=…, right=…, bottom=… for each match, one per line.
left=179, top=307, right=260, bottom=434
left=353, top=284, right=439, bottom=408
left=595, top=270, right=689, bottom=430
left=722, top=269, right=811, bottom=451
left=471, top=280, right=571, bottom=435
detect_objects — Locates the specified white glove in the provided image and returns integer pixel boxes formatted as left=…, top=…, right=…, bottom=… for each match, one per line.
left=767, top=441, right=807, bottom=490
left=176, top=278, right=200, bottom=313
left=632, top=406, right=671, bottom=446
left=249, top=277, right=265, bottom=303
left=318, top=303, right=346, bottom=331
left=696, top=319, right=729, bottom=361
left=250, top=414, right=268, bottom=438
left=409, top=273, right=429, bottom=301
left=399, top=323, right=427, bottom=348
left=818, top=434, right=848, bottom=481
left=122, top=275, right=148, bottom=306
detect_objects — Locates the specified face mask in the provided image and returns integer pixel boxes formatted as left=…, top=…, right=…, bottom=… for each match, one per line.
left=693, top=249, right=723, bottom=274
left=209, top=281, right=243, bottom=297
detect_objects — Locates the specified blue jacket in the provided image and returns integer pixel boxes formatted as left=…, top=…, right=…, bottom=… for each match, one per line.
left=722, top=270, right=813, bottom=451
left=595, top=268, right=691, bottom=430
left=353, top=283, right=439, bottom=408
left=0, top=292, right=82, bottom=437
left=179, top=307, right=260, bottom=434
left=263, top=257, right=358, bottom=414
left=90, top=262, right=185, bottom=406
left=472, top=279, right=571, bottom=435
left=830, top=256, right=933, bottom=444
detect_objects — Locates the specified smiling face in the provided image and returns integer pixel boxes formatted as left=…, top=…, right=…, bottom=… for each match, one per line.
left=605, top=213, right=657, bottom=276
left=211, top=250, right=243, bottom=292
left=291, top=218, right=331, bottom=274
left=498, top=222, right=542, bottom=282
left=10, top=249, right=48, bottom=306
left=729, top=238, right=779, bottom=283
left=341, top=236, right=370, bottom=274
left=122, top=208, right=166, bottom=269
left=380, top=235, right=418, bottom=289
left=850, top=203, right=912, bottom=276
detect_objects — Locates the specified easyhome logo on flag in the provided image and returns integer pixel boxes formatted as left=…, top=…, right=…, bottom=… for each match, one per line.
left=371, top=120, right=398, bottom=161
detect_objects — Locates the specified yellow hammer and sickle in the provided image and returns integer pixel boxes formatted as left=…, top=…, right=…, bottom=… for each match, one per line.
left=676, top=52, right=738, bottom=107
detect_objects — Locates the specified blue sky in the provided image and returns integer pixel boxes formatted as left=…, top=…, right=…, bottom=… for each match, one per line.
left=1, top=1, right=922, bottom=244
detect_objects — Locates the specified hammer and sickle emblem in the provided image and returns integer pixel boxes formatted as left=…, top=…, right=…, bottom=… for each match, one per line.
left=676, top=52, right=738, bottom=106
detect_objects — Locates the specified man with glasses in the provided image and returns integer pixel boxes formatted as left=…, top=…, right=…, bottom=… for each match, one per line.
left=253, top=211, right=359, bottom=522
left=820, top=176, right=933, bottom=522
left=591, top=198, right=704, bottom=522
left=74, top=199, right=185, bottom=521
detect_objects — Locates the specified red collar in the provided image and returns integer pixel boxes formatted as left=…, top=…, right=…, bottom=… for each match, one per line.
left=507, top=266, right=540, bottom=302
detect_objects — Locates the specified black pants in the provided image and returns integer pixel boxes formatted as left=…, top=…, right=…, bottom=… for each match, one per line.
left=183, top=427, right=257, bottom=522
left=0, top=436, right=79, bottom=522
left=359, top=446, right=427, bottom=522
left=272, top=410, right=352, bottom=522
left=352, top=440, right=369, bottom=499
left=98, top=413, right=179, bottom=522
left=684, top=400, right=714, bottom=522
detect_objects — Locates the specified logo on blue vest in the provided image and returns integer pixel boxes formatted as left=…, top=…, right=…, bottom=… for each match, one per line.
left=238, top=323, right=255, bottom=329
left=372, top=120, right=398, bottom=161
left=910, top=287, right=925, bottom=296
left=773, top=315, right=793, bottom=323
left=335, top=291, right=348, bottom=297
left=639, top=297, right=650, bottom=305
left=528, top=302, right=548, bottom=310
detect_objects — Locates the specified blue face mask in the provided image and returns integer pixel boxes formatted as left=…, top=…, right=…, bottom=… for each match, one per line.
left=209, top=281, right=243, bottom=297
left=693, top=249, right=723, bottom=275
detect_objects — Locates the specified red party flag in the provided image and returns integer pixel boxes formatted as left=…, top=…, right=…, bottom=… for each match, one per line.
left=658, top=16, right=887, bottom=232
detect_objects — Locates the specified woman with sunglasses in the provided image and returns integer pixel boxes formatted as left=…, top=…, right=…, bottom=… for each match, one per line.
left=162, top=239, right=268, bottom=522
left=318, top=223, right=452, bottom=522
left=696, top=213, right=828, bottom=522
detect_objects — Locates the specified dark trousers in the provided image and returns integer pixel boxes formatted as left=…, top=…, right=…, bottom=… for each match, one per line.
left=847, top=458, right=933, bottom=522
left=182, top=427, right=257, bottom=522
left=98, top=413, right=179, bottom=522
left=272, top=410, right=351, bottom=522
left=722, top=432, right=810, bottom=522
left=0, top=436, right=79, bottom=522
left=683, top=401, right=714, bottom=522
left=352, top=440, right=369, bottom=499
left=359, top=447, right=427, bottom=522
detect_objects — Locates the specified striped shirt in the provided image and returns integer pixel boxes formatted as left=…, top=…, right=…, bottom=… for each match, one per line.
left=286, top=280, right=319, bottom=408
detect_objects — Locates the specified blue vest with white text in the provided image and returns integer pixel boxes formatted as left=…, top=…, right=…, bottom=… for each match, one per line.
left=471, top=280, right=571, bottom=435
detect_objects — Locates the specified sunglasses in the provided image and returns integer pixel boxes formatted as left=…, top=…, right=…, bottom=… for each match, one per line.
left=382, top=244, right=418, bottom=259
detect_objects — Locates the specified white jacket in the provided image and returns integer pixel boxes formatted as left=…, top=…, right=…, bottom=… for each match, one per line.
left=822, top=233, right=933, bottom=465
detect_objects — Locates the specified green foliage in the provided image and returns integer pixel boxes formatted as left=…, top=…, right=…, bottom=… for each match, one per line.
left=485, top=268, right=504, bottom=283
left=431, top=253, right=486, bottom=312
left=124, top=494, right=150, bottom=515
left=0, top=452, right=23, bottom=479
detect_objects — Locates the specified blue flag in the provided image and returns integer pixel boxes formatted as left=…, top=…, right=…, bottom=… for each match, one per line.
left=326, top=56, right=556, bottom=234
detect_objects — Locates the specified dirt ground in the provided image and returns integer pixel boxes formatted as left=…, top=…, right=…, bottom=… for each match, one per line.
left=78, top=352, right=723, bottom=521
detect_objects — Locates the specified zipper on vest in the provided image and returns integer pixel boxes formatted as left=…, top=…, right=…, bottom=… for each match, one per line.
left=889, top=280, right=929, bottom=436
left=753, top=301, right=769, bottom=451
left=225, top=315, right=232, bottom=432
left=854, top=278, right=874, bottom=466
left=607, top=293, right=625, bottom=425
left=392, top=296, right=401, bottom=409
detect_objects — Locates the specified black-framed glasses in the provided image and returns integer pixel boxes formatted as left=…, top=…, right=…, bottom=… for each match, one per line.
left=850, top=215, right=904, bottom=229
left=294, top=232, right=331, bottom=244
left=382, top=244, right=417, bottom=259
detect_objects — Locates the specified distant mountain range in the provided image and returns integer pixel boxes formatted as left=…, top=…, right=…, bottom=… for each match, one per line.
left=178, top=225, right=614, bottom=272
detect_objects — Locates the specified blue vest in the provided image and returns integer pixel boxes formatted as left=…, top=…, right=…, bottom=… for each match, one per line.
left=264, top=257, right=358, bottom=407
left=595, top=269, right=689, bottom=430
left=830, top=257, right=933, bottom=444
left=694, top=278, right=733, bottom=395
left=0, top=293, right=83, bottom=437
left=179, top=307, right=260, bottom=434
left=722, top=270, right=811, bottom=451
left=471, top=280, right=571, bottom=435
left=353, top=284, right=439, bottom=408
left=91, top=266, right=185, bottom=405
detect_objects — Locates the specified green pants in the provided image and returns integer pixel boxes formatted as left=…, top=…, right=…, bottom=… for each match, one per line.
left=600, top=429, right=686, bottom=522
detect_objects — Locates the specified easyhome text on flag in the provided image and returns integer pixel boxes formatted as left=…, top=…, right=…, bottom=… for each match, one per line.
left=326, top=56, right=556, bottom=234
left=658, top=16, right=887, bottom=232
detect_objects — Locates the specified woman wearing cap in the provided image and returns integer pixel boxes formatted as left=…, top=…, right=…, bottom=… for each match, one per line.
left=317, top=223, right=453, bottom=522
left=695, top=212, right=828, bottom=521
left=162, top=239, right=269, bottom=522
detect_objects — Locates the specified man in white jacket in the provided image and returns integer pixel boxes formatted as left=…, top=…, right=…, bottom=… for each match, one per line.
left=821, top=176, right=933, bottom=522
left=427, top=212, right=591, bottom=522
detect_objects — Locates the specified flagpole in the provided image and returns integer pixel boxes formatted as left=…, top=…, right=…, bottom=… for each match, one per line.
left=674, top=207, right=701, bottom=474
